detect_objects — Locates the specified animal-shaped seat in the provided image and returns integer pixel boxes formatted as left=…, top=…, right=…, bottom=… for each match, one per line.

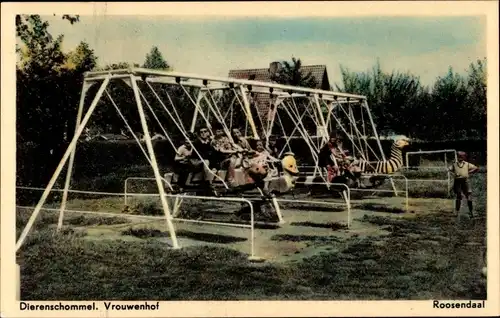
left=337, top=136, right=411, bottom=188
left=165, top=159, right=268, bottom=189
left=164, top=152, right=299, bottom=194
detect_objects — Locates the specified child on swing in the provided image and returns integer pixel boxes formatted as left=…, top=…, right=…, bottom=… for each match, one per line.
left=318, top=134, right=348, bottom=182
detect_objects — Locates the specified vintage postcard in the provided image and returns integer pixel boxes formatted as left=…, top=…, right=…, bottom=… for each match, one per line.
left=1, top=1, right=499, bottom=317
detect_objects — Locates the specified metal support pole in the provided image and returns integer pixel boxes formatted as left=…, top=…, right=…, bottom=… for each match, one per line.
left=16, top=263, right=20, bottom=300
left=361, top=105, right=370, bottom=160
left=325, top=101, right=333, bottom=132
left=266, top=97, right=284, bottom=143
left=202, top=92, right=234, bottom=143
left=130, top=75, right=180, bottom=249
left=266, top=97, right=284, bottom=145
left=271, top=196, right=284, bottom=224
left=239, top=85, right=259, bottom=139
left=229, top=100, right=234, bottom=130
left=445, top=153, right=451, bottom=194
left=348, top=103, right=356, bottom=156
left=312, top=95, right=328, bottom=178
left=278, top=107, right=310, bottom=158
left=336, top=101, right=379, bottom=161
left=265, top=99, right=274, bottom=142
left=57, top=81, right=93, bottom=231
left=325, top=100, right=370, bottom=162
left=363, top=100, right=398, bottom=196
left=190, top=90, right=205, bottom=132
left=313, top=94, right=343, bottom=193
left=16, top=77, right=111, bottom=251
left=172, top=196, right=184, bottom=218
left=313, top=94, right=329, bottom=145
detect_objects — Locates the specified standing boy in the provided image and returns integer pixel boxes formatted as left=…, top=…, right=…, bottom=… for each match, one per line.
left=448, top=151, right=479, bottom=217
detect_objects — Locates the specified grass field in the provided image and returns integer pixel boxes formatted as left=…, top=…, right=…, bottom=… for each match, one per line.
left=15, top=169, right=487, bottom=300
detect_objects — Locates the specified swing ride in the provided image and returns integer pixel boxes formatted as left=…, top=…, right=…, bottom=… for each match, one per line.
left=15, top=66, right=413, bottom=257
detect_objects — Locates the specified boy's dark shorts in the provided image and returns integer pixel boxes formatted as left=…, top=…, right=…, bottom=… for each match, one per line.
left=453, top=178, right=471, bottom=195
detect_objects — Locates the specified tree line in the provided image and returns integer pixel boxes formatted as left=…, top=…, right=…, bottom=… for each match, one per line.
left=334, top=59, right=486, bottom=140
left=16, top=15, right=487, bottom=186
left=267, top=57, right=486, bottom=141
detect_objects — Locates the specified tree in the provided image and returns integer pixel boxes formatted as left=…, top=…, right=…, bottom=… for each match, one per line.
left=93, top=49, right=170, bottom=137
left=140, top=47, right=204, bottom=141
left=336, top=61, right=424, bottom=137
left=16, top=15, right=66, bottom=73
left=464, top=58, right=487, bottom=138
left=64, top=41, right=97, bottom=72
left=334, top=59, right=488, bottom=141
left=266, top=57, right=319, bottom=134
left=88, top=62, right=142, bottom=137
left=61, top=15, right=80, bottom=25
left=16, top=15, right=97, bottom=186
left=96, top=62, right=140, bottom=71
left=431, top=67, right=468, bottom=139
left=142, top=46, right=170, bottom=70
left=59, top=41, right=98, bottom=141
left=270, top=57, right=318, bottom=88
left=378, top=71, right=422, bottom=135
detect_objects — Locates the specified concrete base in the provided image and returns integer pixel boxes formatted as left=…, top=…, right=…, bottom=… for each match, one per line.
left=248, top=256, right=266, bottom=263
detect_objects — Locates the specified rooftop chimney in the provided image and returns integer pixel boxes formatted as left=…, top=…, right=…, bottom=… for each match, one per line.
left=269, top=61, right=282, bottom=77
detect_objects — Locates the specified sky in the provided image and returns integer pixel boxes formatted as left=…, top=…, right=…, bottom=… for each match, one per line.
left=42, top=15, right=486, bottom=87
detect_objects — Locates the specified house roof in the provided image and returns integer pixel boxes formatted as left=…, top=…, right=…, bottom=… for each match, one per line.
left=228, top=64, right=331, bottom=125
left=228, top=64, right=330, bottom=90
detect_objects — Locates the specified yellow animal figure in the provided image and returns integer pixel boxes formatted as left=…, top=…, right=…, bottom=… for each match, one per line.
left=265, top=152, right=300, bottom=194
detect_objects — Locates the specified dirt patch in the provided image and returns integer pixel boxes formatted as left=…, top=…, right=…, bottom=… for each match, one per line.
left=354, top=203, right=406, bottom=214
left=271, top=234, right=343, bottom=243
left=290, top=221, right=348, bottom=230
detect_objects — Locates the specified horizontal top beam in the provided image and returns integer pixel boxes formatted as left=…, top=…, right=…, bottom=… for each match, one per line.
left=83, top=73, right=361, bottom=103
left=84, top=67, right=367, bottom=100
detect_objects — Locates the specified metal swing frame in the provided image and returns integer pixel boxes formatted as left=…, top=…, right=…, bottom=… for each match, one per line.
left=16, top=67, right=396, bottom=254
left=250, top=89, right=400, bottom=196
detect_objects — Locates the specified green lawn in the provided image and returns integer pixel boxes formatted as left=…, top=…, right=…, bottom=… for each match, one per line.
left=15, top=170, right=487, bottom=300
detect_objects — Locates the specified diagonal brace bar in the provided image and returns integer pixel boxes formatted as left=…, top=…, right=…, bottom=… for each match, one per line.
left=16, top=77, right=111, bottom=251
